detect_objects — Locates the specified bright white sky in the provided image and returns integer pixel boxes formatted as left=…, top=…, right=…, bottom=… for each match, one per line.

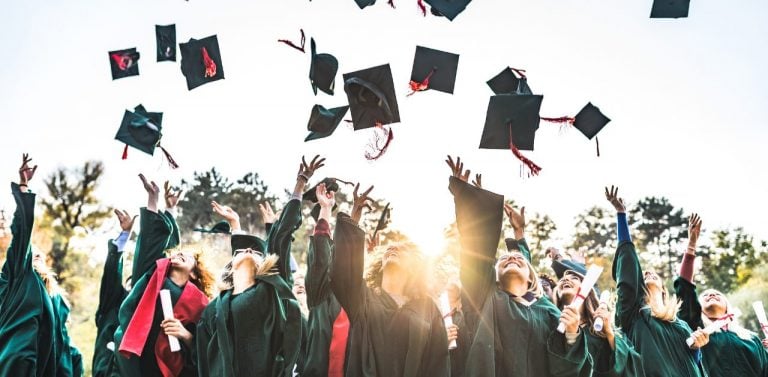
left=1, top=0, right=767, bottom=255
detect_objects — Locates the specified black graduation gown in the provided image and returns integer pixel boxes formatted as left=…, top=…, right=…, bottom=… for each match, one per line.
left=93, top=240, right=128, bottom=377
left=330, top=213, right=450, bottom=377
left=0, top=183, right=57, bottom=377
left=450, top=177, right=591, bottom=377
left=612, top=241, right=705, bottom=377
left=675, top=277, right=768, bottom=377
left=196, top=199, right=304, bottom=377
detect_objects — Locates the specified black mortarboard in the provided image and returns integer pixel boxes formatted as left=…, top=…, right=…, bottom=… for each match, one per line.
left=425, top=0, right=472, bottom=21
left=372, top=202, right=391, bottom=239
left=354, top=0, right=377, bottom=9
left=650, top=0, right=689, bottom=18
left=303, top=178, right=342, bottom=203
left=573, top=102, right=611, bottom=140
left=486, top=67, right=533, bottom=95
left=409, top=46, right=460, bottom=95
left=114, top=105, right=163, bottom=156
left=343, top=64, right=401, bottom=130
left=479, top=94, right=543, bottom=151
left=156, top=25, right=176, bottom=62
left=231, top=234, right=267, bottom=255
left=309, top=38, right=339, bottom=96
left=194, top=221, right=231, bottom=234
left=108, top=48, right=140, bottom=80
left=552, top=259, right=587, bottom=280
left=305, top=105, right=349, bottom=142
left=179, top=35, right=225, bottom=90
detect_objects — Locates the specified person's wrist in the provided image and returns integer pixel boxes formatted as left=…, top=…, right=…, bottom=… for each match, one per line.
left=297, top=173, right=310, bottom=183
left=514, top=229, right=524, bottom=240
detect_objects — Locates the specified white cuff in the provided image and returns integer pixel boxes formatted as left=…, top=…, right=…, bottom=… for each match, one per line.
left=565, top=330, right=580, bottom=345
left=112, top=231, right=130, bottom=252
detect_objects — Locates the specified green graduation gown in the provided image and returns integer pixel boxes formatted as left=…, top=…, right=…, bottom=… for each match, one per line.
left=113, top=208, right=198, bottom=377
left=612, top=241, right=705, bottom=377
left=330, top=213, right=450, bottom=377
left=52, top=294, right=83, bottom=377
left=450, top=177, right=591, bottom=377
left=675, top=277, right=768, bottom=377
left=196, top=199, right=304, bottom=377
left=0, top=183, right=57, bottom=377
left=93, top=240, right=128, bottom=377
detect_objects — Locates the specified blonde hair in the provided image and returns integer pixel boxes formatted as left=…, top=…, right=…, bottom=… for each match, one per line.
left=364, top=242, right=429, bottom=300
left=698, top=290, right=755, bottom=341
left=218, top=254, right=279, bottom=291
left=495, top=251, right=544, bottom=300
left=643, top=286, right=680, bottom=322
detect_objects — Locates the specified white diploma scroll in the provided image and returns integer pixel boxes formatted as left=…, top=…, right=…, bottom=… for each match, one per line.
left=593, top=290, right=612, bottom=332
left=440, top=292, right=457, bottom=350
left=685, top=315, right=733, bottom=347
left=160, top=289, right=181, bottom=352
left=753, top=301, right=768, bottom=339
left=557, top=265, right=604, bottom=333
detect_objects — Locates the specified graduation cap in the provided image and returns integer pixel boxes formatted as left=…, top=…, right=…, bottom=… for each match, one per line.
left=194, top=221, right=231, bottom=234
left=650, top=0, right=689, bottom=18
left=231, top=234, right=267, bottom=256
left=372, top=202, right=391, bottom=240
left=305, top=105, right=349, bottom=142
left=486, top=67, right=533, bottom=95
left=552, top=259, right=587, bottom=280
left=343, top=64, right=400, bottom=130
left=574, top=102, right=610, bottom=156
left=156, top=25, right=176, bottom=62
left=354, top=0, right=377, bottom=9
left=309, top=38, right=339, bottom=95
left=303, top=177, right=350, bottom=220
left=479, top=94, right=543, bottom=176
left=425, top=0, right=472, bottom=21
left=408, top=46, right=460, bottom=95
left=179, top=35, right=224, bottom=90
left=108, top=48, right=140, bottom=80
left=114, top=105, right=179, bottom=168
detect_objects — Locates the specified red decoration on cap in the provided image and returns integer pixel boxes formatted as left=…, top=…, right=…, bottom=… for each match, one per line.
left=365, top=122, right=394, bottom=161
left=407, top=68, right=436, bottom=96
left=540, top=116, right=575, bottom=125
left=417, top=0, right=427, bottom=16
left=159, top=145, right=179, bottom=169
left=508, top=124, right=541, bottom=177
left=388, top=0, right=396, bottom=8
left=277, top=29, right=306, bottom=53
left=201, top=47, right=217, bottom=78
left=509, top=67, right=527, bottom=79
left=111, top=54, right=133, bottom=71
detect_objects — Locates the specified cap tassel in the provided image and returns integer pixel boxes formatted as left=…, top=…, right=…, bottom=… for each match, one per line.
left=277, top=29, right=306, bottom=53
left=159, top=145, right=180, bottom=169
left=595, top=136, right=600, bottom=157
left=201, top=47, right=217, bottom=78
left=509, top=67, right=527, bottom=79
left=365, top=122, right=394, bottom=161
left=541, top=116, right=575, bottom=133
left=388, top=0, right=396, bottom=8
left=111, top=54, right=131, bottom=71
left=508, top=124, right=542, bottom=177
left=121, top=144, right=129, bottom=160
left=407, top=67, right=437, bottom=96
left=417, top=0, right=427, bottom=16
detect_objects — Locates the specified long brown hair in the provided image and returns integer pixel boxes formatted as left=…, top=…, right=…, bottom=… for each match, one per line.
left=553, top=281, right=602, bottom=337
left=364, top=242, right=429, bottom=301
left=187, top=250, right=215, bottom=297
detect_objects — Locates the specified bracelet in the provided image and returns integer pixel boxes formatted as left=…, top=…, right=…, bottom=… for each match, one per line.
left=18, top=183, right=28, bottom=188
left=297, top=173, right=310, bottom=182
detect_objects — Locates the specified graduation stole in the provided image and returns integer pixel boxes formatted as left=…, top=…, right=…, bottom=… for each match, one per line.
left=119, top=258, right=209, bottom=377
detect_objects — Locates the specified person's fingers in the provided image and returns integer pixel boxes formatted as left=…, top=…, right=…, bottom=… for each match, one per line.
left=353, top=183, right=360, bottom=198
left=164, top=181, right=170, bottom=193
left=520, top=206, right=526, bottom=220
left=362, top=185, right=374, bottom=197
left=139, top=174, right=148, bottom=186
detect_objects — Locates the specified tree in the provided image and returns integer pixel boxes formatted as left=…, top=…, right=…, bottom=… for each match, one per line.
left=696, top=228, right=768, bottom=293
left=630, top=197, right=687, bottom=280
left=569, top=206, right=615, bottom=258
left=40, top=161, right=111, bottom=287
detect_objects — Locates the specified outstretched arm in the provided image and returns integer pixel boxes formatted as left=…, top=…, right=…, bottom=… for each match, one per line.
left=96, top=210, right=134, bottom=323
left=503, top=203, right=531, bottom=263
left=132, top=174, right=174, bottom=280
left=3, top=154, right=38, bottom=285
left=675, top=213, right=704, bottom=330
left=306, top=183, right=335, bottom=308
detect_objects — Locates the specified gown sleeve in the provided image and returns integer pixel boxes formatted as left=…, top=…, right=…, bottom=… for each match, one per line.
left=306, top=219, right=333, bottom=308
left=2, top=183, right=36, bottom=288
left=96, top=238, right=126, bottom=327
left=265, top=199, right=303, bottom=283
left=131, top=208, right=174, bottom=281
left=329, top=213, right=367, bottom=321
left=546, top=330, right=592, bottom=377
left=612, top=212, right=646, bottom=332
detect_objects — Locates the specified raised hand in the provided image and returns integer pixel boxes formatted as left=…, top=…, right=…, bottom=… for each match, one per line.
left=164, top=181, right=183, bottom=209
left=19, top=153, right=38, bottom=186
left=503, top=203, right=526, bottom=239
left=297, top=155, right=326, bottom=182
left=114, top=209, right=137, bottom=232
left=366, top=233, right=380, bottom=253
left=139, top=174, right=160, bottom=212
left=258, top=202, right=277, bottom=224
left=445, top=155, right=470, bottom=182
left=687, top=213, right=702, bottom=249
left=604, top=185, right=626, bottom=213
left=351, top=183, right=374, bottom=224
left=471, top=173, right=483, bottom=189
left=316, top=183, right=335, bottom=209
left=559, top=305, right=582, bottom=335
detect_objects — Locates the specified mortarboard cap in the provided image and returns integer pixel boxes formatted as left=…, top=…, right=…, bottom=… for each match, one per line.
left=303, top=178, right=342, bottom=203
left=409, top=46, right=460, bottom=95
left=194, top=221, right=231, bottom=234
left=551, top=259, right=587, bottom=280
left=343, top=64, right=401, bottom=130
left=479, top=94, right=543, bottom=151
left=426, top=0, right=472, bottom=21
left=156, top=25, right=177, bottom=62
left=180, top=35, right=225, bottom=90
left=372, top=202, right=391, bottom=239
left=231, top=234, right=267, bottom=256
left=114, top=105, right=163, bottom=156
left=486, top=67, right=533, bottom=95
left=354, top=0, right=377, bottom=9
left=305, top=105, right=350, bottom=142
left=650, top=0, right=689, bottom=18
left=108, top=48, right=140, bottom=80
left=573, top=102, right=611, bottom=140
left=309, top=38, right=339, bottom=95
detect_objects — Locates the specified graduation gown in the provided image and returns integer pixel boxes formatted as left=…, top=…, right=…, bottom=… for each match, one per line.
left=450, top=177, right=591, bottom=377
left=303, top=221, right=350, bottom=377
left=196, top=199, right=304, bottom=377
left=113, top=208, right=201, bottom=377
left=52, top=294, right=83, bottom=377
left=675, top=277, right=768, bottom=377
left=93, top=240, right=128, bottom=377
left=0, top=183, right=57, bottom=377
left=330, top=213, right=450, bottom=377
left=612, top=241, right=705, bottom=377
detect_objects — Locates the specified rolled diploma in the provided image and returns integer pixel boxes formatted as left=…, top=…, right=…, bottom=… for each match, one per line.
left=686, top=316, right=732, bottom=347
left=557, top=265, right=604, bottom=333
left=753, top=301, right=768, bottom=339
left=440, top=292, right=457, bottom=350
left=160, top=289, right=181, bottom=352
left=593, top=290, right=612, bottom=332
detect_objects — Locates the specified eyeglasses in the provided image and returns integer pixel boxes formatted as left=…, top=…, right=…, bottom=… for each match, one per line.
left=234, top=248, right=265, bottom=258
left=498, top=253, right=526, bottom=263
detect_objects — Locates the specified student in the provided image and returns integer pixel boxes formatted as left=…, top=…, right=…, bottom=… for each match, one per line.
left=330, top=184, right=450, bottom=377
left=607, top=186, right=709, bottom=377
left=113, top=176, right=213, bottom=377
left=196, top=155, right=322, bottom=377
left=674, top=214, right=768, bottom=377
left=446, top=156, right=591, bottom=377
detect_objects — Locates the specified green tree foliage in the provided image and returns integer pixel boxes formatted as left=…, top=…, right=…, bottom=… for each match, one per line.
left=569, top=206, right=615, bottom=258
left=630, top=196, right=687, bottom=280
left=696, top=228, right=768, bottom=293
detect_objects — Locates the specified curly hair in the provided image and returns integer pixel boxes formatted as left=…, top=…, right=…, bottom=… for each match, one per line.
left=364, top=242, right=429, bottom=301
left=188, top=250, right=215, bottom=298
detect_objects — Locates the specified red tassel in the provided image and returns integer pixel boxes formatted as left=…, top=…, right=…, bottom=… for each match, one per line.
left=417, top=0, right=426, bottom=16
left=388, top=0, right=396, bottom=8
left=407, top=68, right=436, bottom=96
left=540, top=116, right=575, bottom=125
left=201, top=47, right=217, bottom=78
left=277, top=29, right=306, bottom=53
left=509, top=67, right=527, bottom=79
left=159, top=145, right=180, bottom=169
left=111, top=54, right=129, bottom=70
left=365, top=122, right=394, bottom=161
left=595, top=136, right=600, bottom=157
left=508, top=124, right=541, bottom=177
left=122, top=144, right=129, bottom=160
